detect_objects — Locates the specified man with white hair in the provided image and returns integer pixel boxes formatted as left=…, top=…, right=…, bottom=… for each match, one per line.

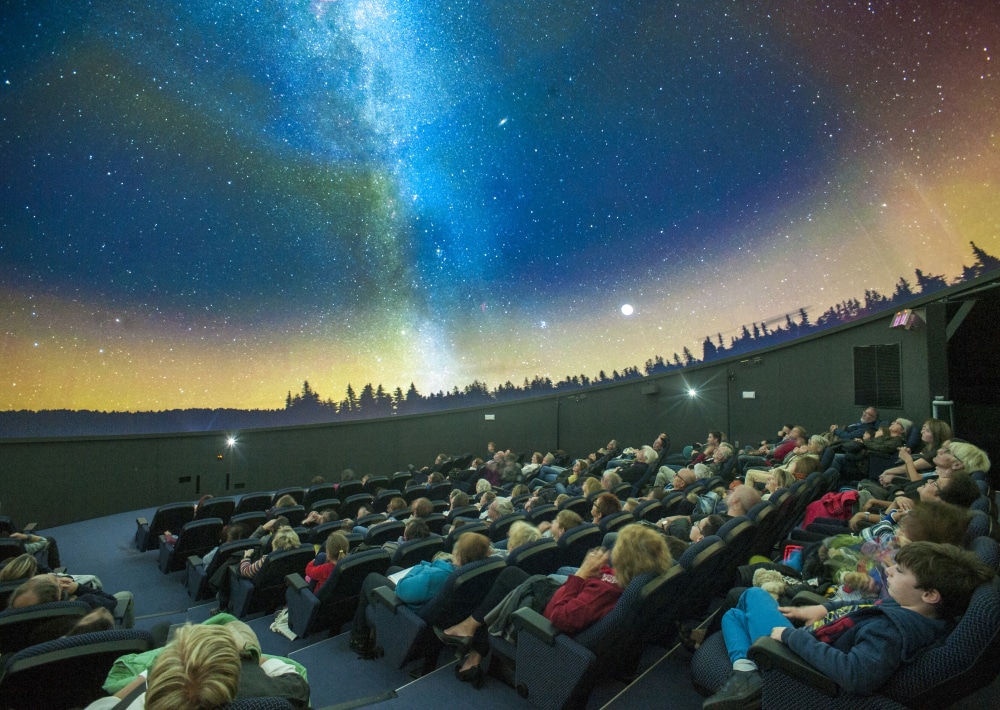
left=611, top=445, right=658, bottom=485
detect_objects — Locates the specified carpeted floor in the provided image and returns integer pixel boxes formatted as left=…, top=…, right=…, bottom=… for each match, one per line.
left=37, top=507, right=706, bottom=709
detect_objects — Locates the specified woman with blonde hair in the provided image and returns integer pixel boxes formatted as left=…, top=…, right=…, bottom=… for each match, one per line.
left=85, top=622, right=310, bottom=709
left=581, top=476, right=603, bottom=499
left=865, top=439, right=990, bottom=506
left=145, top=625, right=241, bottom=709
left=239, top=526, right=301, bottom=578
left=744, top=436, right=824, bottom=487
left=443, top=523, right=672, bottom=683
left=500, top=521, right=541, bottom=555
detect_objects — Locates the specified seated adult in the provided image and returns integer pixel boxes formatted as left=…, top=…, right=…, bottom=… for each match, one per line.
left=745, top=447, right=822, bottom=488
left=652, top=466, right=697, bottom=491
left=85, top=622, right=309, bottom=709
left=656, top=484, right=761, bottom=539
left=509, top=483, right=530, bottom=500
left=493, top=520, right=541, bottom=554
left=9, top=573, right=135, bottom=629
left=761, top=469, right=796, bottom=500
left=348, top=532, right=492, bottom=657
left=602, top=435, right=663, bottom=471
left=385, top=496, right=409, bottom=516
left=808, top=472, right=980, bottom=541
left=530, top=452, right=568, bottom=486
left=703, top=541, right=992, bottom=708
left=590, top=492, right=622, bottom=527
left=874, top=418, right=953, bottom=486
left=692, top=442, right=735, bottom=480
left=689, top=430, right=725, bottom=467
left=441, top=524, right=673, bottom=682
left=862, top=440, right=989, bottom=507
left=827, top=405, right=879, bottom=441
left=549, top=459, right=598, bottom=496
left=663, top=514, right=726, bottom=554
left=737, top=425, right=804, bottom=475
left=538, top=510, right=583, bottom=540
left=608, top=445, right=658, bottom=486
left=521, top=452, right=544, bottom=479
left=601, top=471, right=623, bottom=492
left=477, top=491, right=497, bottom=520
left=448, top=489, right=471, bottom=513
left=478, top=451, right=506, bottom=487
left=486, top=497, right=515, bottom=527
left=837, top=418, right=913, bottom=479
left=498, top=453, right=524, bottom=489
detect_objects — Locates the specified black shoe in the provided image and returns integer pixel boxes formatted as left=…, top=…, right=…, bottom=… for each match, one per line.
left=702, top=670, right=762, bottom=710
left=349, top=632, right=378, bottom=659
left=456, top=663, right=484, bottom=688
left=434, top=626, right=473, bottom=649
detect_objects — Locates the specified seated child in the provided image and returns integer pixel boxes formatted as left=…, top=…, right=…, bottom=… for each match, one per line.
left=703, top=541, right=993, bottom=708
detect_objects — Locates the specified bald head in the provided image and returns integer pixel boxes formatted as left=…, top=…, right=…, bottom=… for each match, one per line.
left=727, top=485, right=761, bottom=517
left=673, top=468, right=697, bottom=490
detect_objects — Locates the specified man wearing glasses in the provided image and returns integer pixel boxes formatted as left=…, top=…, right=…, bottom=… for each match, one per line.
left=828, top=406, right=879, bottom=441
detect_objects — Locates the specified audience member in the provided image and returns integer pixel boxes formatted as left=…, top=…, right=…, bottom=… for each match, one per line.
left=703, top=542, right=991, bottom=707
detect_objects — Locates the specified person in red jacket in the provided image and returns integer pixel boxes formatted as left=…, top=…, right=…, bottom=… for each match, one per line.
left=440, top=524, right=673, bottom=683
left=304, top=532, right=349, bottom=590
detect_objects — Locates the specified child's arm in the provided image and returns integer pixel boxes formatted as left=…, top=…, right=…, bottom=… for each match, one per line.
left=776, top=617, right=904, bottom=694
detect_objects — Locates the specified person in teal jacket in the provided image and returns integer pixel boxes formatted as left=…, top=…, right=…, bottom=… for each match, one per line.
left=349, top=532, right=492, bottom=656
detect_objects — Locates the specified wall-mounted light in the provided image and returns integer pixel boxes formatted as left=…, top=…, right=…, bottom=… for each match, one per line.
left=688, top=388, right=698, bottom=398
left=226, top=436, right=237, bottom=447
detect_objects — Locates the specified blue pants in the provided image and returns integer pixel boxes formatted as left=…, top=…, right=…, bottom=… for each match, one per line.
left=721, top=587, right=794, bottom=663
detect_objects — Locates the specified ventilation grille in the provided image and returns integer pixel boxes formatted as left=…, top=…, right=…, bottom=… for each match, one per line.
left=853, top=344, right=902, bottom=409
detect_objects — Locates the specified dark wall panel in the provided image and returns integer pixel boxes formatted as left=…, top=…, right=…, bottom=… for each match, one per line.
left=0, top=311, right=937, bottom=528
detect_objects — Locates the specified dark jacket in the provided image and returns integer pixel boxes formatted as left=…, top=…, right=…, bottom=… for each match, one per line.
left=779, top=599, right=950, bottom=695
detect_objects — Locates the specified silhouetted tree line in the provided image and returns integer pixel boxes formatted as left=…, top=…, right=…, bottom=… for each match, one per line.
left=3, top=242, right=998, bottom=438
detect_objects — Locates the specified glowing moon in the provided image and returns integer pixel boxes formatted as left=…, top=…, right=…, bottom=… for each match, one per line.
left=621, top=304, right=634, bottom=316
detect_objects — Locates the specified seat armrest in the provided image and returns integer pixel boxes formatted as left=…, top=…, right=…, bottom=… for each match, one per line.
left=791, top=590, right=828, bottom=606
left=372, top=585, right=402, bottom=611
left=137, top=517, right=148, bottom=527
left=187, top=555, right=203, bottom=567
left=748, top=637, right=840, bottom=697
left=285, top=573, right=308, bottom=591
left=23, top=522, right=37, bottom=533
left=512, top=607, right=558, bottom=646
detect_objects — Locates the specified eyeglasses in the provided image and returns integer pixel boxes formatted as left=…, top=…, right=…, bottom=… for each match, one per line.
left=946, top=446, right=965, bottom=467
left=927, top=479, right=942, bottom=492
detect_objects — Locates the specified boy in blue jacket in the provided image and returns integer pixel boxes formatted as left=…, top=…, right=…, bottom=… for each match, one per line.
left=704, top=541, right=993, bottom=709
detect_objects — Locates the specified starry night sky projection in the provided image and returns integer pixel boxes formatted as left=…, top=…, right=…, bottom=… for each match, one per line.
left=2, top=1, right=999, bottom=412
